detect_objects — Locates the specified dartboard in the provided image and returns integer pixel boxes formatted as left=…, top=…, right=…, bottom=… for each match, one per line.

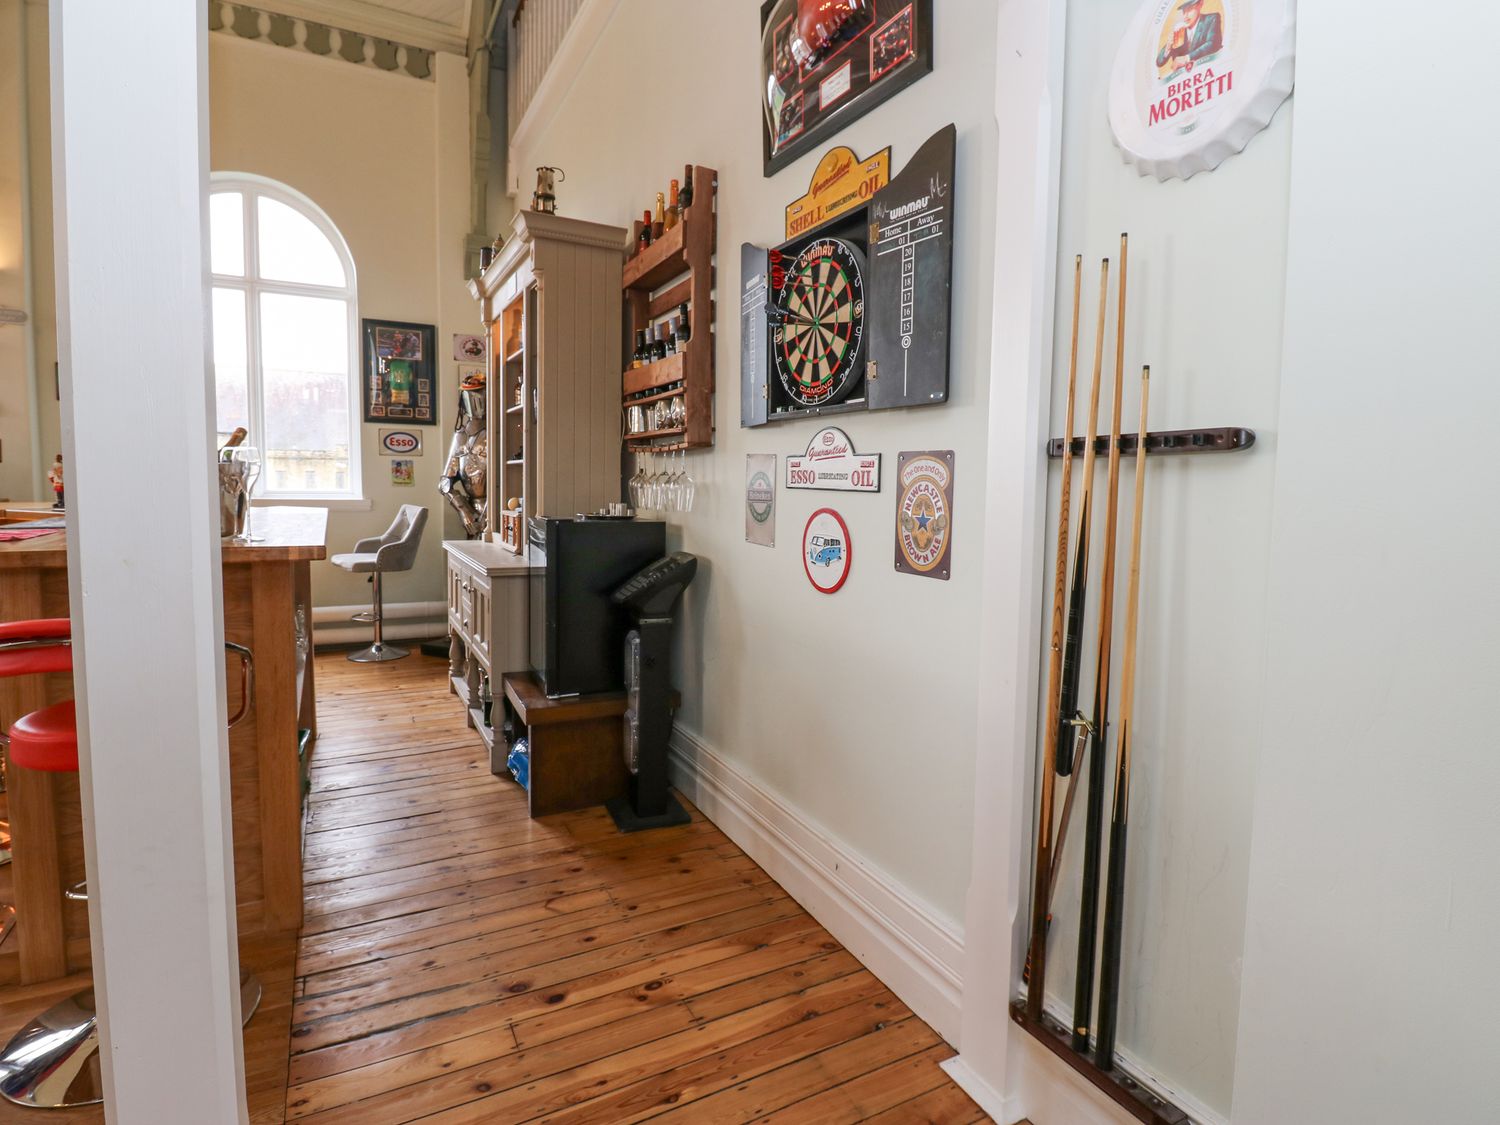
left=772, top=238, right=867, bottom=408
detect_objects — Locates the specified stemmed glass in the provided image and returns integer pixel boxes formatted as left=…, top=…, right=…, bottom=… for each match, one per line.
left=628, top=457, right=646, bottom=508
left=223, top=445, right=263, bottom=542
left=680, top=453, right=696, bottom=513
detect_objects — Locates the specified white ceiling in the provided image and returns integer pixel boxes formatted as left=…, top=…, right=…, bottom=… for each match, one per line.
left=264, top=0, right=475, bottom=54
left=361, top=0, right=470, bottom=30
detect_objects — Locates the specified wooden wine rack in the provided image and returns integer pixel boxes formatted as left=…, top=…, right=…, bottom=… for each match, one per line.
left=622, top=165, right=716, bottom=452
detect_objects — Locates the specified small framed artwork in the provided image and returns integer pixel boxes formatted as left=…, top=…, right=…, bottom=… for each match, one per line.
left=453, top=333, right=487, bottom=362
left=390, top=459, right=416, bottom=486
left=362, top=319, right=437, bottom=425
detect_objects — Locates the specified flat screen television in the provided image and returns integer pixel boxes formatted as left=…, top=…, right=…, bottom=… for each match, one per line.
left=528, top=516, right=666, bottom=698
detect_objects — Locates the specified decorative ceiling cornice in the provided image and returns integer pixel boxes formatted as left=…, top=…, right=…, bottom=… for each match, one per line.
left=255, top=0, right=469, bottom=55
left=209, top=1, right=436, bottom=80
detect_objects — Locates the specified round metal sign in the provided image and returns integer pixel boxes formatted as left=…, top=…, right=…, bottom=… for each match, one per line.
left=1109, top=0, right=1296, bottom=181
left=802, top=507, right=852, bottom=595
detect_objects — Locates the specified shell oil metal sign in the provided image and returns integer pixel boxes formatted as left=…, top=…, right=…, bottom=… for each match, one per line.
left=785, top=144, right=891, bottom=240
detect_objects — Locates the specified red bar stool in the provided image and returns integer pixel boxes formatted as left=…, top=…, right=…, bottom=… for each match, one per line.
left=0, top=619, right=71, bottom=890
left=0, top=629, right=262, bottom=1109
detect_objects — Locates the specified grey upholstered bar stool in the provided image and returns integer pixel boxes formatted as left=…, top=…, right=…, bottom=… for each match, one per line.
left=331, top=504, right=428, bottom=663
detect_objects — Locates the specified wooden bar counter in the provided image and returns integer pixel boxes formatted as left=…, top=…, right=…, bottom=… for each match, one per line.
left=0, top=506, right=326, bottom=985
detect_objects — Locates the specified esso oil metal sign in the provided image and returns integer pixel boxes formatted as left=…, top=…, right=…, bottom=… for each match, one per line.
left=785, top=426, right=881, bottom=493
left=379, top=429, right=422, bottom=456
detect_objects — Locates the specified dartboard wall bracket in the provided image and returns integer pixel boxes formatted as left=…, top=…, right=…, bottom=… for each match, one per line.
left=741, top=123, right=955, bottom=428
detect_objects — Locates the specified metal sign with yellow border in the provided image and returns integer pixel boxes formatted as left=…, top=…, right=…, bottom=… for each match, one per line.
left=785, top=144, right=891, bottom=240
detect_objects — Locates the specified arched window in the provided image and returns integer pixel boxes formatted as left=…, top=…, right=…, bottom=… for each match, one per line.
left=209, top=174, right=360, bottom=499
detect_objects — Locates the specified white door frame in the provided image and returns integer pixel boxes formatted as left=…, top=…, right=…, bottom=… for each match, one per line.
left=941, top=1, right=1136, bottom=1121
left=51, top=1, right=249, bottom=1120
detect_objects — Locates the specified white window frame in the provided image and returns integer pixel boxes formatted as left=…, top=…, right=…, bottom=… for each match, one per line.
left=209, top=171, right=364, bottom=503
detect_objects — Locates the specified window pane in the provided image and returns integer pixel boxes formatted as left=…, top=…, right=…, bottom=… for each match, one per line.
left=211, top=287, right=249, bottom=443
left=257, top=196, right=346, bottom=287
left=259, top=292, right=351, bottom=493
left=210, top=192, right=245, bottom=276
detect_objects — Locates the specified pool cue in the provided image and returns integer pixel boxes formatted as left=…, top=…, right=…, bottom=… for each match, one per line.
left=1055, top=258, right=1111, bottom=777
left=1072, top=232, right=1128, bottom=1053
left=1095, top=366, right=1151, bottom=1070
left=1026, top=255, right=1083, bottom=1018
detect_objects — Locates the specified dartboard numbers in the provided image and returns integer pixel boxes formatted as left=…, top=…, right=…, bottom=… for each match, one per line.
left=772, top=238, right=867, bottom=409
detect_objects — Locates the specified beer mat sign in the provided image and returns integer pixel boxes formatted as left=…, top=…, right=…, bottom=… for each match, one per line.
left=745, top=454, right=777, bottom=547
left=785, top=144, right=891, bottom=240
left=786, top=426, right=881, bottom=493
left=894, top=450, right=954, bottom=580
left=378, top=428, right=423, bottom=456
left=803, top=507, right=852, bottom=595
left=1109, top=0, right=1296, bottom=181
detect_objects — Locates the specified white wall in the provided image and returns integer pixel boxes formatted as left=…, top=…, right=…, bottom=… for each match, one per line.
left=1231, top=6, right=1500, bottom=1123
left=1028, top=2, right=1293, bottom=1116
left=207, top=36, right=473, bottom=609
left=512, top=0, right=998, bottom=931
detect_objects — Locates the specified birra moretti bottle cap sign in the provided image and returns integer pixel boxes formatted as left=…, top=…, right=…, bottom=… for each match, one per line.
left=1109, top=0, right=1296, bottom=181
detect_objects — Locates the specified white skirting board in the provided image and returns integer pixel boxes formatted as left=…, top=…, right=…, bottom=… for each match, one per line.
left=312, top=600, right=447, bottom=646
left=668, top=727, right=965, bottom=1045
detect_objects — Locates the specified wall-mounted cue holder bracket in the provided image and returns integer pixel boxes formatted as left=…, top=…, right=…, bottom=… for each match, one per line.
left=1047, top=426, right=1255, bottom=459
left=1009, top=1002, right=1191, bottom=1125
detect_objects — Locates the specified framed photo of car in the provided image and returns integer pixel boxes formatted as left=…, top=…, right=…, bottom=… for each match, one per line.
left=760, top=0, right=933, bottom=176
left=362, top=318, right=437, bottom=425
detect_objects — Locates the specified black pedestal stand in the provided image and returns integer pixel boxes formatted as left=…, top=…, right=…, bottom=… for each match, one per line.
left=608, top=553, right=699, bottom=832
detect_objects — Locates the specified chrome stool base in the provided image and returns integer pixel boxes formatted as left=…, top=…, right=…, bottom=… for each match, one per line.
left=0, top=971, right=262, bottom=1109
left=0, top=989, right=101, bottom=1108
left=348, top=642, right=408, bottom=663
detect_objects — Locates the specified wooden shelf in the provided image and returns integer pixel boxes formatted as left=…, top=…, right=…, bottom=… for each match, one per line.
left=623, top=348, right=685, bottom=396
left=624, top=385, right=686, bottom=407
left=625, top=425, right=685, bottom=441
left=622, top=165, right=716, bottom=455
left=623, top=220, right=687, bottom=291
left=626, top=438, right=699, bottom=453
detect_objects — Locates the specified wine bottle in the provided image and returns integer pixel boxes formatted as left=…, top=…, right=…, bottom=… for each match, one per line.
left=632, top=329, right=647, bottom=369
left=639, top=210, right=653, bottom=252
left=678, top=302, right=691, bottom=345
left=652, top=193, right=666, bottom=241
left=219, top=426, right=248, bottom=461
left=668, top=316, right=680, bottom=355
left=665, top=180, right=681, bottom=231
left=679, top=165, right=694, bottom=211
left=653, top=324, right=667, bottom=362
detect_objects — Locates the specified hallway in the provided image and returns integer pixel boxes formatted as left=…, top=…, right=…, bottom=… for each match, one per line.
left=281, top=654, right=988, bottom=1123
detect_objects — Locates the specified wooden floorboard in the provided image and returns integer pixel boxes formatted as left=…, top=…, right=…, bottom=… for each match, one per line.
left=285, top=653, right=991, bottom=1124
left=0, top=654, right=992, bottom=1123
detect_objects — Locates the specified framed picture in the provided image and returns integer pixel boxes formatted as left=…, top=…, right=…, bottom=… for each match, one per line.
left=452, top=333, right=487, bottom=362
left=760, top=0, right=933, bottom=176
left=362, top=319, right=437, bottom=425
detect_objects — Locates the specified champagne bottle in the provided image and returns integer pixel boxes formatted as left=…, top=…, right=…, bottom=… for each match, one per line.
left=652, top=193, right=666, bottom=241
